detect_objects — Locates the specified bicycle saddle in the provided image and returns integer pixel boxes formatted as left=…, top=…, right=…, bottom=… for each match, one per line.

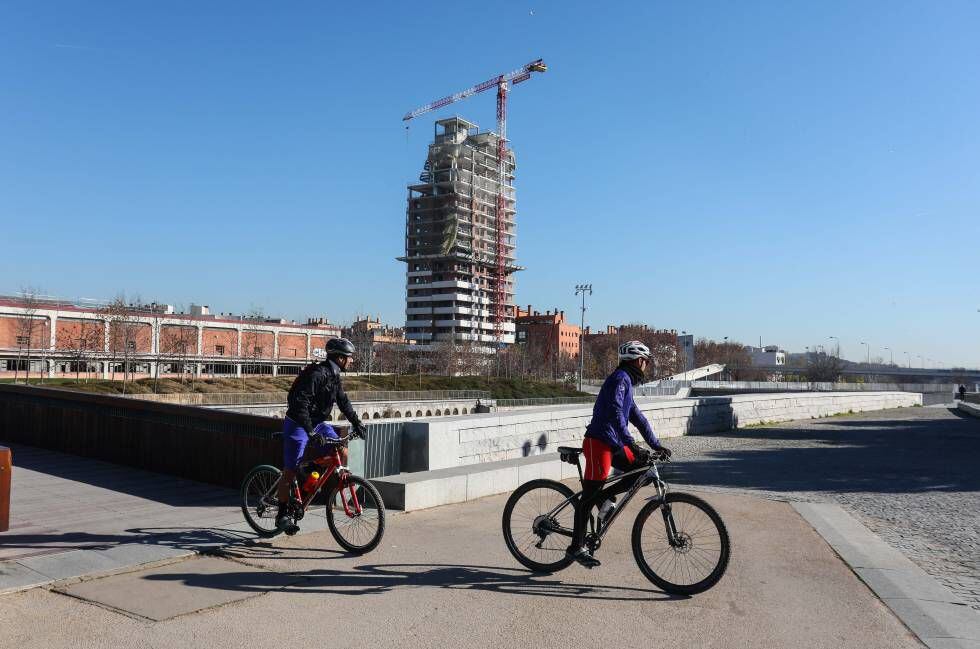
left=557, top=446, right=583, bottom=464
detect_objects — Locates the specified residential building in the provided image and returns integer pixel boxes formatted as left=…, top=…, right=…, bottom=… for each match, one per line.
left=514, top=305, right=581, bottom=360
left=399, top=117, right=520, bottom=350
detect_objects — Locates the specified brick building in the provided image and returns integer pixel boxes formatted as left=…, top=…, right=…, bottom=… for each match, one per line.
left=514, top=305, right=581, bottom=361
left=342, top=316, right=415, bottom=373
left=0, top=295, right=341, bottom=379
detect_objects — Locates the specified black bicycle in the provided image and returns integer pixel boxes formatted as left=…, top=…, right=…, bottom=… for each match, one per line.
left=501, top=446, right=730, bottom=595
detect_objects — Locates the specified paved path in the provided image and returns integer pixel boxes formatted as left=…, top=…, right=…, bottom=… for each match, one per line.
left=0, top=443, right=325, bottom=591
left=0, top=488, right=921, bottom=649
left=663, top=405, right=980, bottom=611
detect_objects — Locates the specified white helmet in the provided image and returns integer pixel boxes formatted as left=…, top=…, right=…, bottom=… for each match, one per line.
left=618, top=340, right=651, bottom=361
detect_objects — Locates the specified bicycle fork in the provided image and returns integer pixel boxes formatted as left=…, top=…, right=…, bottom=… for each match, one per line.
left=646, top=464, right=682, bottom=548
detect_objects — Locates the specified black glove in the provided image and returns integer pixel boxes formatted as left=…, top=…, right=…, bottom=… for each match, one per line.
left=307, top=430, right=326, bottom=446
left=350, top=424, right=367, bottom=440
left=627, top=441, right=652, bottom=466
left=654, top=445, right=672, bottom=460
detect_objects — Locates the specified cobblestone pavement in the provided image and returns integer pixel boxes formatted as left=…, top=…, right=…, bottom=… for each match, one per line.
left=661, top=405, right=980, bottom=610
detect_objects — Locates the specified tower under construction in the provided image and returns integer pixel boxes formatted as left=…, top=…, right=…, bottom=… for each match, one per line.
left=400, top=117, right=521, bottom=349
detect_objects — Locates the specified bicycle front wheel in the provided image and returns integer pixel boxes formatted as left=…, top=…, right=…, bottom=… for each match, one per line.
left=241, top=464, right=283, bottom=538
left=325, top=475, right=386, bottom=554
left=502, top=479, right=577, bottom=572
left=631, top=492, right=730, bottom=595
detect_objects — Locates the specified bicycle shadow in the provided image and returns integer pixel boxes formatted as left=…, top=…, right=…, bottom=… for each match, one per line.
left=142, top=562, right=686, bottom=602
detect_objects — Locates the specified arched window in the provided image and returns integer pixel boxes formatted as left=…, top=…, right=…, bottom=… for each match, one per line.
left=372, top=412, right=381, bottom=419
left=426, top=410, right=432, bottom=416
left=416, top=410, right=423, bottom=417
left=452, top=408, right=459, bottom=415
left=462, top=408, right=468, bottom=414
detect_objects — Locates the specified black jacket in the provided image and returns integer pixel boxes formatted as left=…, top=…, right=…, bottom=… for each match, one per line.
left=285, top=361, right=362, bottom=434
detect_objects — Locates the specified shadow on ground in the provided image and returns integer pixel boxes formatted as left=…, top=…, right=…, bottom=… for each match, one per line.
left=666, top=408, right=980, bottom=495
left=142, top=561, right=684, bottom=602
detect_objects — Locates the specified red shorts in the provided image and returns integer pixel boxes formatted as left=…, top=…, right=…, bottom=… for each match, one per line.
left=583, top=437, right=634, bottom=481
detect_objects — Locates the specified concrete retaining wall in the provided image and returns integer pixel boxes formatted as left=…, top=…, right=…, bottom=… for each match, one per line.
left=401, top=392, right=922, bottom=471
left=957, top=401, right=980, bottom=418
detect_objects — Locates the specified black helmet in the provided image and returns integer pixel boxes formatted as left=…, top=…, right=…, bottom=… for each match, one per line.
left=326, top=337, right=356, bottom=358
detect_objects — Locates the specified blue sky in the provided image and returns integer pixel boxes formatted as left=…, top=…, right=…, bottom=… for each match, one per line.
left=2, top=1, right=978, bottom=367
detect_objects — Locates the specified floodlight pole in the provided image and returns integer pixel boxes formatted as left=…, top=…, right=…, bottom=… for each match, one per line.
left=575, top=284, right=592, bottom=392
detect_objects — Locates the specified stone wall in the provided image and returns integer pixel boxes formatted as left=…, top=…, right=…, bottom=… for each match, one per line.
left=403, top=392, right=922, bottom=471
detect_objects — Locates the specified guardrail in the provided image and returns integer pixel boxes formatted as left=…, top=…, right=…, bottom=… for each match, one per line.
left=494, top=396, right=596, bottom=409
left=124, top=389, right=492, bottom=407
left=690, top=381, right=959, bottom=393
left=0, top=445, right=9, bottom=532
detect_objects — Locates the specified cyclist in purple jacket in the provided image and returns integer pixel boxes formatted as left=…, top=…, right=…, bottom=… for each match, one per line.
left=567, top=340, right=672, bottom=567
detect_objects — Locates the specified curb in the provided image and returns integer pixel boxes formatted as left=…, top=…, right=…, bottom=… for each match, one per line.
left=793, top=502, right=980, bottom=649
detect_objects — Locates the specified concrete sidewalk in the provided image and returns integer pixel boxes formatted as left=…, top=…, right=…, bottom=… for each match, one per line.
left=0, top=443, right=327, bottom=593
left=1, top=489, right=922, bottom=649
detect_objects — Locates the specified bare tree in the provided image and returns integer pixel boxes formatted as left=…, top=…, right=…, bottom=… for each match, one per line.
left=157, top=315, right=196, bottom=390
left=103, top=296, right=150, bottom=393
left=56, top=318, right=103, bottom=383
left=240, top=308, right=267, bottom=390
left=13, top=288, right=43, bottom=383
left=806, top=350, right=845, bottom=382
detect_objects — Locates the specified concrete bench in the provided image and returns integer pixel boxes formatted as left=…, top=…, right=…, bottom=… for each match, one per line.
left=371, top=452, right=581, bottom=511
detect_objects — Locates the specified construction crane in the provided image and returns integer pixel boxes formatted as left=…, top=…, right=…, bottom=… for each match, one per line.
left=402, top=59, right=547, bottom=344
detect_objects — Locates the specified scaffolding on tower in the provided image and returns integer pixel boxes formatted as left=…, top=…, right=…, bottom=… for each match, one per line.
left=402, top=59, right=547, bottom=343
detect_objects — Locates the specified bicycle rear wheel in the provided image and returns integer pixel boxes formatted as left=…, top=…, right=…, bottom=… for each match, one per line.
left=241, top=465, right=283, bottom=537
left=502, top=479, right=577, bottom=572
left=325, top=475, right=386, bottom=554
left=631, top=492, right=730, bottom=595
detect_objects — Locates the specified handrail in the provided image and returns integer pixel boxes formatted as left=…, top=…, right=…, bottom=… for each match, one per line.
left=0, top=446, right=12, bottom=532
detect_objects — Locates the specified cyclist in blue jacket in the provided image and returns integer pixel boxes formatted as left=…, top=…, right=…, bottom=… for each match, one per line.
left=567, top=340, right=672, bottom=568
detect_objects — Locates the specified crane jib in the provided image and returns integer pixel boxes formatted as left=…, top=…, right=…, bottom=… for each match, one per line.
left=402, top=59, right=547, bottom=122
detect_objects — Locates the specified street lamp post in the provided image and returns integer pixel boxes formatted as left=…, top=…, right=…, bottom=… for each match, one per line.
left=884, top=347, right=892, bottom=366
left=574, top=284, right=592, bottom=392
left=904, top=351, right=910, bottom=368
left=918, top=355, right=924, bottom=368
left=861, top=341, right=869, bottom=365
left=829, top=336, right=839, bottom=357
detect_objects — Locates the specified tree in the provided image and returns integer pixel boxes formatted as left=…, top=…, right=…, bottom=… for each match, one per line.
left=693, top=338, right=752, bottom=379
left=103, top=296, right=150, bottom=393
left=56, top=318, right=103, bottom=383
left=13, top=288, right=43, bottom=383
left=240, top=308, right=267, bottom=390
left=158, top=317, right=197, bottom=387
left=806, top=350, right=845, bottom=382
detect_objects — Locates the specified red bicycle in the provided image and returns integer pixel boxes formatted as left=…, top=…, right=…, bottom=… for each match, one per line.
left=240, top=433, right=386, bottom=553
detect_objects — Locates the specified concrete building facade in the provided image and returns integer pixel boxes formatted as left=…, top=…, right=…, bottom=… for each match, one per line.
left=0, top=296, right=341, bottom=378
left=400, top=117, right=520, bottom=350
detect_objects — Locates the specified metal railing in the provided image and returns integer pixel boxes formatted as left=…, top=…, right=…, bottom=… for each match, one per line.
left=494, top=396, right=596, bottom=409
left=124, top=389, right=492, bottom=406
left=690, top=380, right=959, bottom=393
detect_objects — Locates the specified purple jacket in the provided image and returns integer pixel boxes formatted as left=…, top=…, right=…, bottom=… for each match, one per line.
left=584, top=368, right=660, bottom=451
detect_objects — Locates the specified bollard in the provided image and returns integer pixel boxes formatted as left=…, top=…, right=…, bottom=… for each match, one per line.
left=0, top=446, right=10, bottom=532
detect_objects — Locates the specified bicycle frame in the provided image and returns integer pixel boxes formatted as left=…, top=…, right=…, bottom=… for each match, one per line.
left=300, top=445, right=363, bottom=517
left=538, top=461, right=672, bottom=544
left=256, top=443, right=363, bottom=518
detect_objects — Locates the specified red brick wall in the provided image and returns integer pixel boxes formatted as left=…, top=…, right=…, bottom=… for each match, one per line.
left=55, top=318, right=105, bottom=352
left=278, top=333, right=307, bottom=359
left=241, top=330, right=275, bottom=359
left=310, top=335, right=328, bottom=354
left=203, top=327, right=238, bottom=357
left=109, top=321, right=152, bottom=354
left=159, top=325, right=199, bottom=355
left=0, top=315, right=51, bottom=350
